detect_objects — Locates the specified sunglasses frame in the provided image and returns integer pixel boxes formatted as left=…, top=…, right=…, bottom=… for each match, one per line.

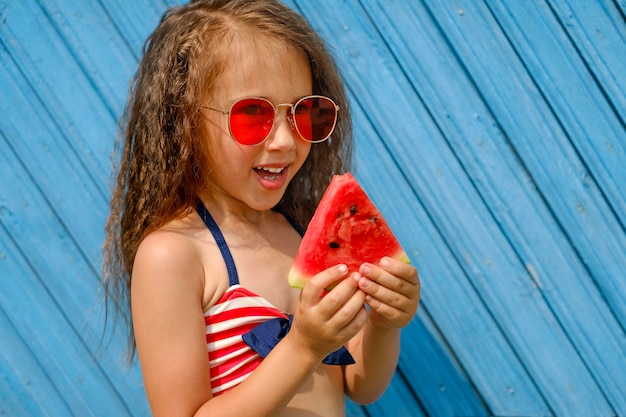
left=200, top=95, right=339, bottom=146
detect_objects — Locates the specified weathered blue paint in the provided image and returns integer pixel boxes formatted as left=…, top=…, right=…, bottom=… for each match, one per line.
left=1, top=0, right=624, bottom=416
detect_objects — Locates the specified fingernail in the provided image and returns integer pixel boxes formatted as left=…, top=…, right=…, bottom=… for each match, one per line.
left=361, top=265, right=371, bottom=275
left=360, top=277, right=371, bottom=288
left=380, top=258, right=390, bottom=267
left=353, top=272, right=361, bottom=282
left=338, top=264, right=348, bottom=273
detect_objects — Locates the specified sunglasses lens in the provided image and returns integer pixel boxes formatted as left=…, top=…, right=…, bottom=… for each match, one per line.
left=229, top=98, right=275, bottom=145
left=293, top=97, right=337, bottom=142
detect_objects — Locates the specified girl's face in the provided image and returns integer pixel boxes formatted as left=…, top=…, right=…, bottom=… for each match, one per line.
left=200, top=37, right=313, bottom=213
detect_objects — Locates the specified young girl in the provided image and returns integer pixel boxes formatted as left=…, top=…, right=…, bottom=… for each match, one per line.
left=103, top=1, right=420, bottom=416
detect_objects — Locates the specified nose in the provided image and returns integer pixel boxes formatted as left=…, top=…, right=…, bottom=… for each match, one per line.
left=265, top=105, right=297, bottom=151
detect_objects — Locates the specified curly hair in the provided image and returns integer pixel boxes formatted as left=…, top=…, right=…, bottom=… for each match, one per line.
left=102, top=0, right=353, bottom=357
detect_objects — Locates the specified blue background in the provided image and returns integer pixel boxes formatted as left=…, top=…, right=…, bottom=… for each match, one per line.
left=1, top=1, right=625, bottom=415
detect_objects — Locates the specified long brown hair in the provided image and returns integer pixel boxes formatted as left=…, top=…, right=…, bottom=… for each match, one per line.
left=102, top=0, right=353, bottom=356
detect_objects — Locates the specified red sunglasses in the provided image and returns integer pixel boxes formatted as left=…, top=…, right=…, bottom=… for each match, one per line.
left=201, top=95, right=339, bottom=145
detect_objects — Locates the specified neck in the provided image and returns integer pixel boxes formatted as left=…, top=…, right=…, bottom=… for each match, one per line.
left=197, top=192, right=275, bottom=227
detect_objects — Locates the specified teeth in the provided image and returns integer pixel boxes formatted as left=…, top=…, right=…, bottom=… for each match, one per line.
left=259, top=167, right=284, bottom=173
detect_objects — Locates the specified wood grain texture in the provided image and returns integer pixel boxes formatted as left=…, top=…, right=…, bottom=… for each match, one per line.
left=1, top=0, right=624, bottom=416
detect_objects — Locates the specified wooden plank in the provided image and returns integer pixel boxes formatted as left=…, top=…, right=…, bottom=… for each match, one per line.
left=0, top=0, right=124, bottom=188
left=546, top=0, right=626, bottom=121
left=418, top=0, right=626, bottom=329
left=422, top=0, right=625, bottom=352
left=0, top=227, right=133, bottom=416
left=0, top=35, right=107, bottom=265
left=35, top=0, right=136, bottom=115
left=0, top=42, right=149, bottom=414
left=397, top=310, right=488, bottom=417
left=473, top=2, right=626, bottom=411
left=98, top=0, right=173, bottom=56
left=487, top=0, right=626, bottom=226
left=0, top=129, right=150, bottom=416
left=361, top=0, right=626, bottom=414
left=483, top=0, right=626, bottom=316
left=345, top=399, right=370, bottom=417
left=295, top=1, right=618, bottom=415
left=363, top=370, right=428, bottom=417
left=0, top=307, right=73, bottom=417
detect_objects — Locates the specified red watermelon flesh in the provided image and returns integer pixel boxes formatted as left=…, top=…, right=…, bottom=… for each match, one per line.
left=288, top=173, right=410, bottom=289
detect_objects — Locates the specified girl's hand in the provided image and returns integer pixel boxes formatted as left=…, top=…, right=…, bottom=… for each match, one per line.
left=356, top=257, right=420, bottom=329
left=288, top=265, right=368, bottom=361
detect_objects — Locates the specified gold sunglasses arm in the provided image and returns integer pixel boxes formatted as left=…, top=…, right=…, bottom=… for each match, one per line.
left=199, top=106, right=229, bottom=115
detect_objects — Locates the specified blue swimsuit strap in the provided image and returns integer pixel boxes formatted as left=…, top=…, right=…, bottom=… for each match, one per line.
left=195, top=200, right=306, bottom=287
left=196, top=199, right=240, bottom=287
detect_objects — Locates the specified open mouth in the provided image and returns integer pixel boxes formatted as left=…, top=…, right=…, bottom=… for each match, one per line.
left=254, top=166, right=286, bottom=181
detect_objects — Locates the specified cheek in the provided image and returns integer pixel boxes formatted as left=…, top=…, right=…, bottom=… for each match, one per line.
left=200, top=118, right=235, bottom=162
left=196, top=121, right=235, bottom=183
left=296, top=141, right=312, bottom=166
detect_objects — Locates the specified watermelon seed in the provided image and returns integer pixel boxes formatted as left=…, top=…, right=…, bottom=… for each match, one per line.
left=350, top=205, right=358, bottom=215
left=329, top=241, right=340, bottom=249
left=368, top=216, right=378, bottom=222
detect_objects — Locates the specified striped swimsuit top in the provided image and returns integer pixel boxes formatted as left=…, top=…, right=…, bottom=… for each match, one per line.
left=204, top=284, right=287, bottom=395
left=197, top=200, right=354, bottom=397
left=197, top=201, right=301, bottom=396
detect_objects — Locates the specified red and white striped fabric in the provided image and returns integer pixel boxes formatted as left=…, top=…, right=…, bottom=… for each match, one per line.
left=204, top=284, right=288, bottom=396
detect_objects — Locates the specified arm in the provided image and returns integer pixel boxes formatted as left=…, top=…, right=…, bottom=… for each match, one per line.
left=131, top=231, right=213, bottom=416
left=132, top=232, right=367, bottom=417
left=343, top=257, right=420, bottom=404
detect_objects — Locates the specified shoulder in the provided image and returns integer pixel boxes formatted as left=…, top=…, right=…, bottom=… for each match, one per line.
left=132, top=223, right=205, bottom=306
left=134, top=223, right=203, bottom=281
left=135, top=225, right=199, bottom=264
left=131, top=213, right=226, bottom=311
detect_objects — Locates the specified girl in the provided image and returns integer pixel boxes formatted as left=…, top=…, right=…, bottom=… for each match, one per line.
left=103, top=1, right=420, bottom=416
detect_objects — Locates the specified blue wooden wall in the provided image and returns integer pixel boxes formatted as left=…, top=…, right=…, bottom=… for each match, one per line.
left=1, top=1, right=625, bottom=416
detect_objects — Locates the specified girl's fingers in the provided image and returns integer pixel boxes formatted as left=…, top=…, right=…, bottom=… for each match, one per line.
left=300, top=265, right=365, bottom=321
left=359, top=259, right=420, bottom=299
left=365, top=295, right=402, bottom=318
left=375, top=257, right=419, bottom=285
left=359, top=277, right=410, bottom=311
left=327, top=279, right=366, bottom=318
left=300, top=264, right=350, bottom=305
left=356, top=260, right=420, bottom=327
left=316, top=272, right=361, bottom=317
left=293, top=268, right=368, bottom=351
left=339, top=302, right=369, bottom=337
left=325, top=286, right=368, bottom=338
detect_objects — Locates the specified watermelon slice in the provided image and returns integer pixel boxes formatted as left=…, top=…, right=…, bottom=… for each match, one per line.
left=288, top=173, right=410, bottom=289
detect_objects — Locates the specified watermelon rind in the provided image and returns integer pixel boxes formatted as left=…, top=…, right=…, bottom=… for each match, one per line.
left=287, top=269, right=308, bottom=290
